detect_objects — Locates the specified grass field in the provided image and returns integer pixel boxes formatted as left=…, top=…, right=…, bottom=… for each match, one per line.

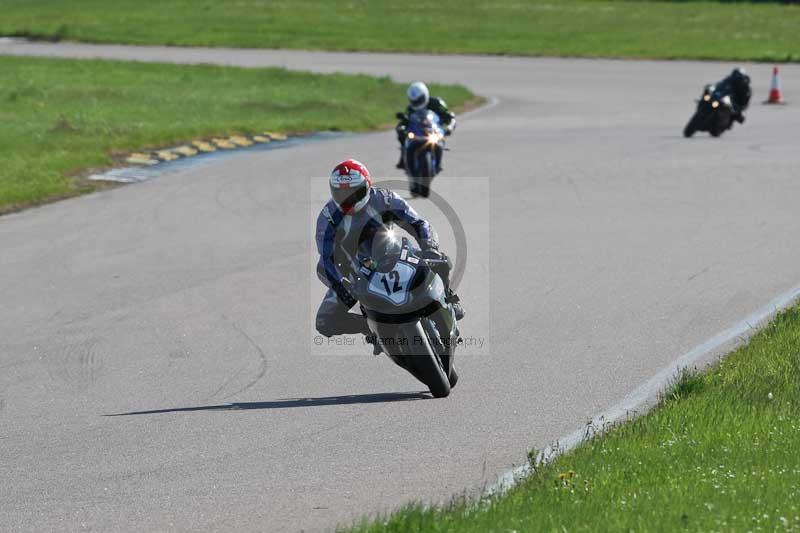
left=0, top=56, right=473, bottom=213
left=1, top=0, right=798, bottom=61
left=347, top=304, right=800, bottom=532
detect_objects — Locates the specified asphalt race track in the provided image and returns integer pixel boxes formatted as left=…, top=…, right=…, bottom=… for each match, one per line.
left=1, top=41, right=799, bottom=531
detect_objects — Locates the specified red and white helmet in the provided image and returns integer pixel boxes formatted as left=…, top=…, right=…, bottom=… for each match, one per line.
left=330, top=159, right=372, bottom=214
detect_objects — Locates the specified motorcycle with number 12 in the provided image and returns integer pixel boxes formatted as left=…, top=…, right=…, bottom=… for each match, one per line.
left=341, top=227, right=460, bottom=398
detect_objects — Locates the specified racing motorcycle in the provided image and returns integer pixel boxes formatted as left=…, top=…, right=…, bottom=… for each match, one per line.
left=342, top=227, right=459, bottom=397
left=397, top=110, right=446, bottom=198
left=683, top=85, right=736, bottom=138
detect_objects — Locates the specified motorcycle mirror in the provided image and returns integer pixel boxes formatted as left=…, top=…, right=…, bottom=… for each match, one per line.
left=396, top=112, right=406, bottom=120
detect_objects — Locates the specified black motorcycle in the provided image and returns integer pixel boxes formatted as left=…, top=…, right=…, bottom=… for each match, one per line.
left=343, top=228, right=459, bottom=397
left=684, top=85, right=736, bottom=138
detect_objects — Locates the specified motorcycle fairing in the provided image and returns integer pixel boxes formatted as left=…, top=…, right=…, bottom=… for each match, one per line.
left=366, top=261, right=417, bottom=306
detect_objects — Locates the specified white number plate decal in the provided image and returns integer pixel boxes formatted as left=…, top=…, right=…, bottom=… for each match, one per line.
left=367, top=262, right=416, bottom=305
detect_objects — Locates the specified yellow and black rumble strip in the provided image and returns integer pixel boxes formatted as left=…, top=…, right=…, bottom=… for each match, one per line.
left=124, top=131, right=290, bottom=166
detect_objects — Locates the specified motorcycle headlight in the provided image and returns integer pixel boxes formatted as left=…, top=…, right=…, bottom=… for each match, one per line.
left=703, top=94, right=710, bottom=102
left=711, top=101, right=719, bottom=109
left=407, top=132, right=415, bottom=140
left=425, top=133, right=440, bottom=144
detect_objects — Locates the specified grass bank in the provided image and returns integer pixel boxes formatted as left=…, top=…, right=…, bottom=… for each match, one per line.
left=348, top=303, right=800, bottom=531
left=1, top=0, right=798, bottom=61
left=0, top=56, right=474, bottom=213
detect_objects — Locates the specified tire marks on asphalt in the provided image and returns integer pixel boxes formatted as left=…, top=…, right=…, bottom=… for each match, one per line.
left=205, top=316, right=268, bottom=401
left=47, top=336, right=105, bottom=391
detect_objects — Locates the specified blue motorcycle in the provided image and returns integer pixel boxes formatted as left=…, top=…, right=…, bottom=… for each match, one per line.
left=398, top=110, right=446, bottom=198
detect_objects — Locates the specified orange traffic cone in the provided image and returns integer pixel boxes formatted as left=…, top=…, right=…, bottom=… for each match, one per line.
left=765, top=66, right=784, bottom=104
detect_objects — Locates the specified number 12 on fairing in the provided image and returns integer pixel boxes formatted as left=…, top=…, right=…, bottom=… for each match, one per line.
left=380, top=271, right=403, bottom=295
left=367, top=262, right=415, bottom=305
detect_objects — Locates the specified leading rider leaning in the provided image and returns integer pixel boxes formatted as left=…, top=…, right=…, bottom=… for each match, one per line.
left=315, top=159, right=464, bottom=344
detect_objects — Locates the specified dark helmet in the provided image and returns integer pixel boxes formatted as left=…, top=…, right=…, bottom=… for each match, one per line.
left=731, top=67, right=750, bottom=85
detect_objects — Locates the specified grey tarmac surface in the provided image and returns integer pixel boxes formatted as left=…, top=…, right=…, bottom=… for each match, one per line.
left=1, top=41, right=800, bottom=531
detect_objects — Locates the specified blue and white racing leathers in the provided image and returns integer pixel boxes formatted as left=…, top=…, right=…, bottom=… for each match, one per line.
left=314, top=187, right=437, bottom=337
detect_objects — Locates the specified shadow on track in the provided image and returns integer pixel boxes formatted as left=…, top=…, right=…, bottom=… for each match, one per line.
left=106, top=391, right=429, bottom=416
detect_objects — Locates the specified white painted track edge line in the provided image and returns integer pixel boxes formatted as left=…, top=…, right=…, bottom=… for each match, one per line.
left=488, top=283, right=800, bottom=495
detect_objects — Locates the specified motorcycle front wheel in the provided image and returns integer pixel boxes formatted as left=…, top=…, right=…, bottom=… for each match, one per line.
left=409, top=179, right=420, bottom=197
left=683, top=112, right=702, bottom=138
left=418, top=151, right=434, bottom=198
left=394, top=321, right=450, bottom=398
left=405, top=145, right=421, bottom=197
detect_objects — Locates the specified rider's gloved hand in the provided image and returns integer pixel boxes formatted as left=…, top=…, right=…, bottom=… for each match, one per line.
left=419, top=248, right=449, bottom=264
left=420, top=238, right=439, bottom=251
left=420, top=239, right=448, bottom=261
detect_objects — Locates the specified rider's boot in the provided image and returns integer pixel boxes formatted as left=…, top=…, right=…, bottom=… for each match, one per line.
left=445, top=289, right=465, bottom=321
left=364, top=331, right=383, bottom=355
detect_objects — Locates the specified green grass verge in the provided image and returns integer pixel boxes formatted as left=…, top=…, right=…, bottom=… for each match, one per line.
left=0, top=56, right=474, bottom=213
left=348, top=304, right=800, bottom=532
left=1, top=0, right=798, bottom=61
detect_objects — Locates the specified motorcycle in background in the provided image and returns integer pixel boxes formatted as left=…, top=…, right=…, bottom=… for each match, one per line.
left=684, top=84, right=736, bottom=138
left=397, top=110, right=446, bottom=198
